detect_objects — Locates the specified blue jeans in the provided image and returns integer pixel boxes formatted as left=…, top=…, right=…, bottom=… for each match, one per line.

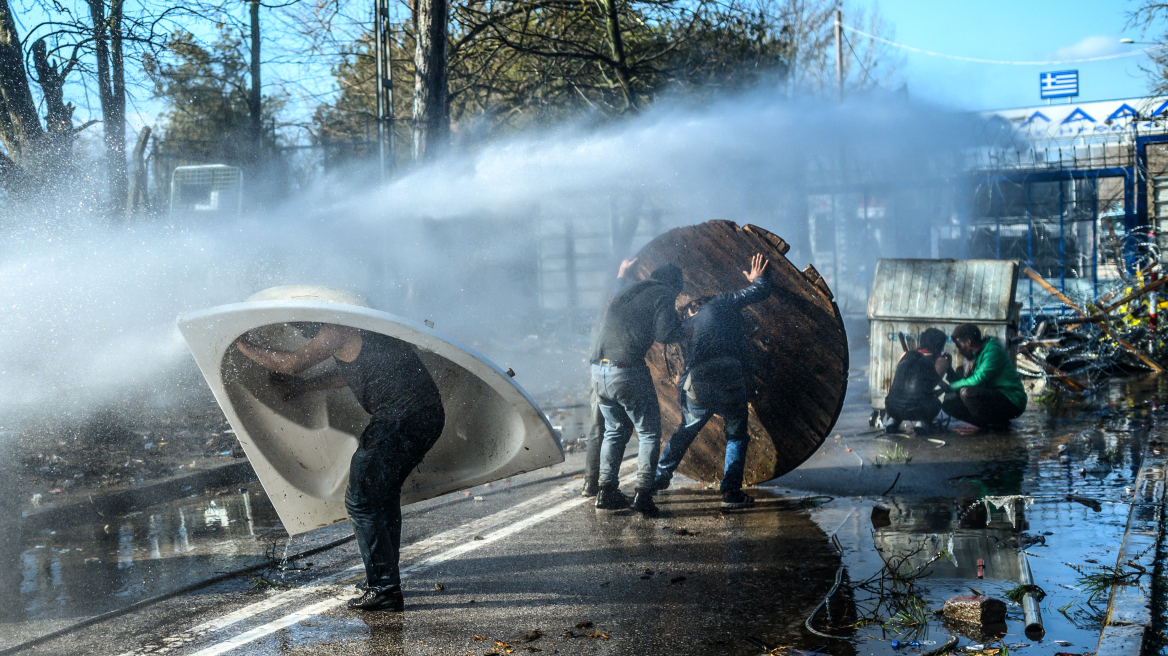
left=591, top=362, right=661, bottom=491
left=656, top=383, right=749, bottom=493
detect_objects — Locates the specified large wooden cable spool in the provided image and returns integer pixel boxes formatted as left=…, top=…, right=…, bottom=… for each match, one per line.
left=632, top=220, right=849, bottom=485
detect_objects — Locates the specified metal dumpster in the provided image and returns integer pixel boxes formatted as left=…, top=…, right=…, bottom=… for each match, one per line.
left=868, top=258, right=1020, bottom=410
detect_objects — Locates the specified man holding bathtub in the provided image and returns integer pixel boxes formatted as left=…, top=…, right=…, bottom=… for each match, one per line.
left=236, top=323, right=443, bottom=612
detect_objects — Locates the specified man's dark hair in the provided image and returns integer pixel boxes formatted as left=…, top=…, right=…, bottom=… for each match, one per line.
left=650, top=264, right=684, bottom=292
left=951, top=323, right=982, bottom=344
left=289, top=321, right=324, bottom=340
left=919, top=328, right=947, bottom=354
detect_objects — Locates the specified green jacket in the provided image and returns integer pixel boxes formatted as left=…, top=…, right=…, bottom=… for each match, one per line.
left=949, top=337, right=1027, bottom=411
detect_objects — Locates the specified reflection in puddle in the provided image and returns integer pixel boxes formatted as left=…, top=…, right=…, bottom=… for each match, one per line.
left=803, top=378, right=1156, bottom=656
left=0, top=485, right=283, bottom=642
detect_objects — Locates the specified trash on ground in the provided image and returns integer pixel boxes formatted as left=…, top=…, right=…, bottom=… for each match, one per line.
left=943, top=595, right=1007, bottom=625
left=1016, top=267, right=1168, bottom=392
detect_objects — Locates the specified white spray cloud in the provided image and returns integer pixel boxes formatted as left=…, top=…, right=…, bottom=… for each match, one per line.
left=0, top=89, right=986, bottom=423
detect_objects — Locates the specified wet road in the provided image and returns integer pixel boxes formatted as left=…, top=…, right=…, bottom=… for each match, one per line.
left=8, top=454, right=840, bottom=656
left=1, top=376, right=1163, bottom=656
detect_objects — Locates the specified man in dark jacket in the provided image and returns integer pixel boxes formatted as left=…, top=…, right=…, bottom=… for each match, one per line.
left=653, top=254, right=770, bottom=509
left=590, top=263, right=686, bottom=516
left=883, top=327, right=950, bottom=434
left=582, top=258, right=638, bottom=497
left=236, top=322, right=444, bottom=612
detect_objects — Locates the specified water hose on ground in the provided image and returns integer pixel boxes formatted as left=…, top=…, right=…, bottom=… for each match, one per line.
left=805, top=534, right=848, bottom=639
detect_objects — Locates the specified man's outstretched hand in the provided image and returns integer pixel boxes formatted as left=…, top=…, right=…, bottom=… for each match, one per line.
left=618, top=257, right=637, bottom=278
left=743, top=253, right=769, bottom=281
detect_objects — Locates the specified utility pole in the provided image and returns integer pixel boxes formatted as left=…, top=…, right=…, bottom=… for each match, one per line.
left=834, top=8, right=843, bottom=101
left=249, top=0, right=262, bottom=163
left=374, top=0, right=395, bottom=180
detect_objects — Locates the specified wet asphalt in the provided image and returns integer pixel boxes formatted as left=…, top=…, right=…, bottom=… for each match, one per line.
left=1, top=375, right=1162, bottom=656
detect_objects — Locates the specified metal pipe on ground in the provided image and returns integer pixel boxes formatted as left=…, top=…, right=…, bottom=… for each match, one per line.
left=1018, top=550, right=1044, bottom=639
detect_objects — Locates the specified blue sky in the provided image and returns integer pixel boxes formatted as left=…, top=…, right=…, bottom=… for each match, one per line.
left=35, top=0, right=1168, bottom=134
left=852, top=0, right=1160, bottom=110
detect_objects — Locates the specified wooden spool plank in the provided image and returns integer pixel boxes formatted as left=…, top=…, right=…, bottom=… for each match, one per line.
left=628, top=221, right=848, bottom=485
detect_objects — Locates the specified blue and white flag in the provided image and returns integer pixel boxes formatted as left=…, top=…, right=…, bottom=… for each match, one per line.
left=1040, top=70, right=1078, bottom=99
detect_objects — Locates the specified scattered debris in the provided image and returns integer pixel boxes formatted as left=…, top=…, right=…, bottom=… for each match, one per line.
left=521, top=630, right=543, bottom=642
left=1004, top=584, right=1046, bottom=603
left=670, top=576, right=687, bottom=584
left=562, top=629, right=609, bottom=640
left=799, top=496, right=833, bottom=509
left=574, top=621, right=593, bottom=629
left=434, top=582, right=445, bottom=590
left=1017, top=267, right=1168, bottom=392
left=943, top=595, right=1007, bottom=625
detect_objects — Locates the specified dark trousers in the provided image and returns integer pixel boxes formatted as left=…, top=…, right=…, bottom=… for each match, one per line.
left=942, top=386, right=1022, bottom=429
left=885, top=394, right=941, bottom=424
left=346, top=404, right=445, bottom=592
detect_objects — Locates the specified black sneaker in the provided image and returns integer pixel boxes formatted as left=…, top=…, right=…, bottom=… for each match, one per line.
left=595, top=484, right=629, bottom=510
left=347, top=588, right=404, bottom=611
left=632, top=489, right=659, bottom=517
left=651, top=476, right=671, bottom=492
left=721, top=490, right=755, bottom=509
left=581, top=480, right=599, bottom=497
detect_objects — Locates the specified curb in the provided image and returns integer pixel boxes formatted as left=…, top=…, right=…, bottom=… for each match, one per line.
left=1096, top=442, right=1167, bottom=656
left=20, top=460, right=257, bottom=534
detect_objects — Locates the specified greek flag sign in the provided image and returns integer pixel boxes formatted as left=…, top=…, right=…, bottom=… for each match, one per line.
left=1040, top=70, right=1078, bottom=99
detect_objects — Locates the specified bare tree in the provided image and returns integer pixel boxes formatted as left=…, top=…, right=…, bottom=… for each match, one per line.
left=413, top=0, right=448, bottom=160
left=1128, top=2, right=1168, bottom=97
left=0, top=0, right=91, bottom=189
left=86, top=0, right=128, bottom=211
left=20, top=0, right=180, bottom=212
left=780, top=0, right=900, bottom=96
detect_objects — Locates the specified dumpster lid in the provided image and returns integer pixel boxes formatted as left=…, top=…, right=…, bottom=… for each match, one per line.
left=867, top=258, right=1019, bottom=322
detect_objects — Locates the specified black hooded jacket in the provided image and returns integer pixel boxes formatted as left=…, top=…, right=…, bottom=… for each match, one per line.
left=681, top=276, right=772, bottom=379
left=590, top=276, right=684, bottom=365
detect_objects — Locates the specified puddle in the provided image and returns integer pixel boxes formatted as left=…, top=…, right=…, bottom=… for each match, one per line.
left=0, top=485, right=284, bottom=647
left=794, top=377, right=1161, bottom=656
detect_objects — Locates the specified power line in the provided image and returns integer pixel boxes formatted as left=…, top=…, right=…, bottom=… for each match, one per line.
left=841, top=30, right=876, bottom=86
left=840, top=23, right=1166, bottom=66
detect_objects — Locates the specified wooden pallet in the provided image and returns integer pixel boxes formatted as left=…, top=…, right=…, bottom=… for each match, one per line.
left=631, top=220, right=848, bottom=485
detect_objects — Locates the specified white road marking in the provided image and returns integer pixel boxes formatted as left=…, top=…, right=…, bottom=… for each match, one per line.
left=185, top=598, right=342, bottom=656
left=116, top=467, right=632, bottom=656
left=188, top=492, right=594, bottom=656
